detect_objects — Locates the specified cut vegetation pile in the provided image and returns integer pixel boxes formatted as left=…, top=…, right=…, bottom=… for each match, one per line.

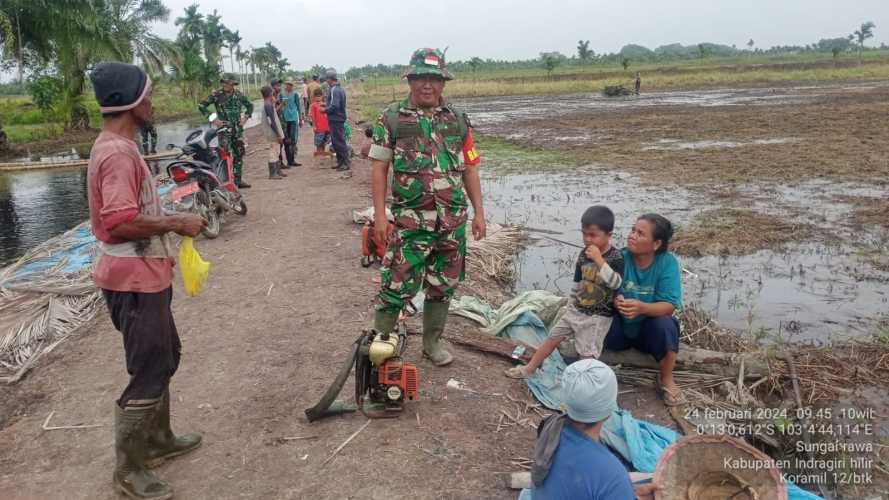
left=671, top=208, right=814, bottom=257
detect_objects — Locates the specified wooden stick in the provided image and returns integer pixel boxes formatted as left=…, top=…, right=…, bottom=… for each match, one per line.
left=322, top=419, right=371, bottom=465
left=783, top=352, right=830, bottom=499
left=41, top=411, right=103, bottom=431
left=280, top=435, right=318, bottom=441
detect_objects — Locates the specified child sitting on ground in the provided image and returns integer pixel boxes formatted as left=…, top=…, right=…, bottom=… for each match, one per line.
left=308, top=88, right=331, bottom=157
left=505, top=205, right=624, bottom=378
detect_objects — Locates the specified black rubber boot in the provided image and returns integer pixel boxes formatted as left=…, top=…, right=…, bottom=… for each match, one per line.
left=145, top=389, right=203, bottom=468
left=422, top=299, right=453, bottom=366
left=268, top=162, right=282, bottom=180
left=114, top=402, right=173, bottom=499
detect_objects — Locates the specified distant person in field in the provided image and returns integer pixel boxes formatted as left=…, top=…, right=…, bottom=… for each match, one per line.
left=139, top=122, right=157, bottom=155
left=88, top=61, right=206, bottom=499
left=634, top=72, right=641, bottom=95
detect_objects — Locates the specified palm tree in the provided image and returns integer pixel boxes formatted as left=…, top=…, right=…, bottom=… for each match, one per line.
left=104, top=0, right=178, bottom=75
left=202, top=10, right=226, bottom=70
left=852, top=21, right=876, bottom=61
left=5, top=0, right=124, bottom=129
left=174, top=4, right=204, bottom=53
left=224, top=28, right=241, bottom=74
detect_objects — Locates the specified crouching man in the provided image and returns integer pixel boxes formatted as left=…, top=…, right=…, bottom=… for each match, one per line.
left=529, top=359, right=659, bottom=499
left=87, top=61, right=207, bottom=499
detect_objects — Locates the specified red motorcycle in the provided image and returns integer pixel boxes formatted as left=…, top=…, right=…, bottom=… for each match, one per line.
left=166, top=114, right=247, bottom=238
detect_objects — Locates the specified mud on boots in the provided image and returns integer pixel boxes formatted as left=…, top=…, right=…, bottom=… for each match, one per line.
left=114, top=400, right=173, bottom=500
left=422, top=299, right=453, bottom=366
left=144, top=388, right=203, bottom=469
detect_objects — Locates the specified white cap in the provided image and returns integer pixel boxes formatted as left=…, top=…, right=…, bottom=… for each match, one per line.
left=561, top=359, right=618, bottom=423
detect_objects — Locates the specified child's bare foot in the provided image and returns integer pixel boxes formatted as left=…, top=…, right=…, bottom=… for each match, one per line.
left=504, top=365, right=531, bottom=379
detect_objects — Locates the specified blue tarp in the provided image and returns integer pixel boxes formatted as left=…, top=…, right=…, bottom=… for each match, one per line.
left=446, top=295, right=823, bottom=500
left=6, top=224, right=96, bottom=281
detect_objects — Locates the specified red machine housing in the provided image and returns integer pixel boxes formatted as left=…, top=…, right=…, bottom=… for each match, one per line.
left=377, top=360, right=418, bottom=400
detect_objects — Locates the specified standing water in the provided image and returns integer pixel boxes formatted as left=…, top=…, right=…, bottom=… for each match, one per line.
left=0, top=104, right=262, bottom=266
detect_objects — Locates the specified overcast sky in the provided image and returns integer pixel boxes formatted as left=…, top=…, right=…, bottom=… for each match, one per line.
left=149, top=0, right=888, bottom=72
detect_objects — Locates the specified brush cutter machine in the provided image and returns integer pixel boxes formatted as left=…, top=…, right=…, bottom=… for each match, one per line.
left=305, top=320, right=418, bottom=421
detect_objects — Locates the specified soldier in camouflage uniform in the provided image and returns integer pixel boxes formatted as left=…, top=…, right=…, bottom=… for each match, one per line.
left=368, top=48, right=487, bottom=366
left=199, top=74, right=254, bottom=188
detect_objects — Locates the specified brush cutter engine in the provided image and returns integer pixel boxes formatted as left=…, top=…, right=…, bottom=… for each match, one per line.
left=356, top=329, right=418, bottom=416
left=305, top=321, right=419, bottom=422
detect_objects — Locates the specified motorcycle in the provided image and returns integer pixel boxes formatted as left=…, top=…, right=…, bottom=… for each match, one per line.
left=165, top=113, right=247, bottom=238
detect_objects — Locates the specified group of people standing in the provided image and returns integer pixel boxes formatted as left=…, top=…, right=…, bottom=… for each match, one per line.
left=195, top=67, right=353, bottom=186
left=84, top=46, right=680, bottom=499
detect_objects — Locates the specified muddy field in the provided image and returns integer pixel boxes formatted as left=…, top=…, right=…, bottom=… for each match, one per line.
left=1, top=81, right=887, bottom=499
left=462, top=81, right=889, bottom=342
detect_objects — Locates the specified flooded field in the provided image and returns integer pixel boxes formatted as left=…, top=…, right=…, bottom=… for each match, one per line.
left=467, top=82, right=889, bottom=342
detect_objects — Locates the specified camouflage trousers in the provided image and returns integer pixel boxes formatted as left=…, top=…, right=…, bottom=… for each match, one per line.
left=219, top=129, right=246, bottom=178
left=376, top=218, right=467, bottom=315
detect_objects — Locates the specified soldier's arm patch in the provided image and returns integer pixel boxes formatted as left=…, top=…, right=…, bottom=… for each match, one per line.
left=462, top=129, right=481, bottom=166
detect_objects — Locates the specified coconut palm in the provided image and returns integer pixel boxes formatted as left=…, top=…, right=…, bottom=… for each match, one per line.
left=174, top=3, right=204, bottom=53
left=103, top=0, right=178, bottom=75
left=202, top=10, right=226, bottom=70
left=224, top=28, right=241, bottom=74
left=852, top=21, right=876, bottom=61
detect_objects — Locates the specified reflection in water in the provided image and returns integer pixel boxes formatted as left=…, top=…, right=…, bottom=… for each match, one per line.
left=0, top=167, right=90, bottom=265
left=481, top=169, right=889, bottom=342
left=1, top=103, right=262, bottom=266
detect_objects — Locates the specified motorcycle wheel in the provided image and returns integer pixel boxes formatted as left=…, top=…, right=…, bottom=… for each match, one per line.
left=232, top=199, right=248, bottom=216
left=196, top=190, right=221, bottom=239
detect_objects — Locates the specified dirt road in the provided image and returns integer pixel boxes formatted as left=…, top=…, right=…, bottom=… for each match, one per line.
left=0, top=125, right=585, bottom=500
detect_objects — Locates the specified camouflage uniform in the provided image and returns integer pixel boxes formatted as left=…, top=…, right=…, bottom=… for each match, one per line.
left=369, top=48, right=481, bottom=367
left=198, top=83, right=253, bottom=183
left=371, top=98, right=473, bottom=314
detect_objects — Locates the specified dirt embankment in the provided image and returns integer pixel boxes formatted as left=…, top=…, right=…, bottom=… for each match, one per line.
left=1, top=123, right=674, bottom=499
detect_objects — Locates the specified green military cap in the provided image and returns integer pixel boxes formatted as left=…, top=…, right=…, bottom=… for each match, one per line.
left=220, top=73, right=239, bottom=85
left=403, top=48, right=453, bottom=81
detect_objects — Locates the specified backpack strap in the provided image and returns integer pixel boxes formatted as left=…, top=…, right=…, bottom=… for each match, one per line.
left=384, top=102, right=405, bottom=141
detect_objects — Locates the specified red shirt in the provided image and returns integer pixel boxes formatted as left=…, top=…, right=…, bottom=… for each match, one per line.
left=309, top=102, right=329, bottom=133
left=87, top=131, right=173, bottom=293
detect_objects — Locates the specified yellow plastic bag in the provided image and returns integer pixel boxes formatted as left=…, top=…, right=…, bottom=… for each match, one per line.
left=179, top=236, right=210, bottom=296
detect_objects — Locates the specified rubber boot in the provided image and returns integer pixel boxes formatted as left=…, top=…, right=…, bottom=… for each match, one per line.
left=268, top=162, right=282, bottom=180
left=114, top=402, right=173, bottom=500
left=422, top=300, right=453, bottom=366
left=373, top=309, right=398, bottom=336
left=145, top=389, right=202, bottom=468
left=276, top=161, right=287, bottom=177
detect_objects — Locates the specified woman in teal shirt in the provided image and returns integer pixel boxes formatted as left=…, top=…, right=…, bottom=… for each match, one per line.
left=604, top=213, right=684, bottom=406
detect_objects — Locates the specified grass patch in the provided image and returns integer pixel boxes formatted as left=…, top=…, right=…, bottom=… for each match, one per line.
left=475, top=134, right=582, bottom=172
left=1, top=84, right=213, bottom=146
left=351, top=55, right=889, bottom=103
left=3, top=123, right=66, bottom=143
left=672, top=208, right=815, bottom=257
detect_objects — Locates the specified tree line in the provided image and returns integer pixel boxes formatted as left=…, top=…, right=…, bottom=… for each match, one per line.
left=0, top=1, right=306, bottom=130
left=346, top=22, right=880, bottom=79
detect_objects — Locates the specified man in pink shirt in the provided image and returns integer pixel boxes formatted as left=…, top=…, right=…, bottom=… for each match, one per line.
left=87, top=61, right=206, bottom=500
